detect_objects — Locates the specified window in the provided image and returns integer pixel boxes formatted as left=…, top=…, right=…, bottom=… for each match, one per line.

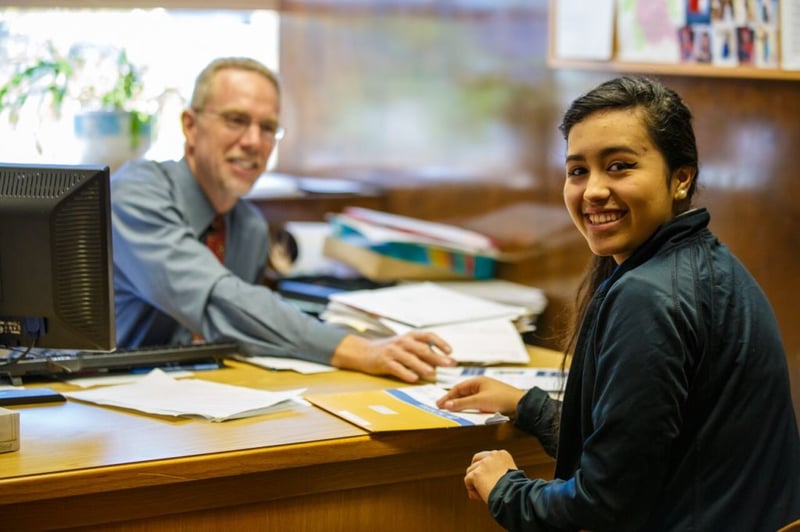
left=0, top=8, right=279, bottom=167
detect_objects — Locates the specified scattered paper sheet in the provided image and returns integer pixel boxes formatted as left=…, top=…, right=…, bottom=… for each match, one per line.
left=232, top=355, right=336, bottom=374
left=387, top=318, right=530, bottom=365
left=436, top=366, right=567, bottom=392
left=66, top=370, right=194, bottom=388
left=63, top=369, right=305, bottom=422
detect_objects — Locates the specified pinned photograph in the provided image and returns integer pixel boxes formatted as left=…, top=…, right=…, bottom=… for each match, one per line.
left=756, top=0, right=778, bottom=24
left=711, top=0, right=737, bottom=22
left=754, top=25, right=778, bottom=68
left=743, top=0, right=759, bottom=21
left=687, top=0, right=712, bottom=24
left=736, top=25, right=755, bottom=64
left=712, top=25, right=738, bottom=66
left=678, top=25, right=696, bottom=62
left=695, top=26, right=713, bottom=63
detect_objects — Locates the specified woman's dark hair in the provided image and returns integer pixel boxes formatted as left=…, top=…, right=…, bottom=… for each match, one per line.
left=558, top=76, right=700, bottom=358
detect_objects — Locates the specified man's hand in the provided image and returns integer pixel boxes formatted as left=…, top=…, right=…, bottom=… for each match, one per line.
left=465, top=450, right=518, bottom=502
left=332, top=331, right=455, bottom=382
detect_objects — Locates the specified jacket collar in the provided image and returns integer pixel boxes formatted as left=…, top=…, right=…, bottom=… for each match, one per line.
left=605, top=208, right=710, bottom=293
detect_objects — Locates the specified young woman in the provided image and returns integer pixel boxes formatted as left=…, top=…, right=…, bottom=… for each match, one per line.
left=437, top=76, right=800, bottom=531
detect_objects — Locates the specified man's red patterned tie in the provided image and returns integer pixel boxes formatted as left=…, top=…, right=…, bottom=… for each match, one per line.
left=194, top=215, right=225, bottom=343
left=205, top=215, right=225, bottom=263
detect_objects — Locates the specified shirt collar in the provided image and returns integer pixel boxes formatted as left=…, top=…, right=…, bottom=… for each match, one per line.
left=174, top=158, right=218, bottom=236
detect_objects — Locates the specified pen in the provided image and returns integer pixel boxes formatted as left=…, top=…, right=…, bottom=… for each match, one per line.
left=428, top=342, right=446, bottom=356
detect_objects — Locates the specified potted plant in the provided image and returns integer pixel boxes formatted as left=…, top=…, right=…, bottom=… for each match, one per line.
left=0, top=42, right=155, bottom=170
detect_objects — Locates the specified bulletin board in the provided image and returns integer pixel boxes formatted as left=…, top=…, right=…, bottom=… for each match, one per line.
left=548, top=0, right=800, bottom=81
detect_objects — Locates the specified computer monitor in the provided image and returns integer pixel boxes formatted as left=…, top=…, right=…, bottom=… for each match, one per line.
left=0, top=163, right=115, bottom=351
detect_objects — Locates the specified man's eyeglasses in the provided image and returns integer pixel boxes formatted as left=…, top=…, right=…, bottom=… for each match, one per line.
left=194, top=108, right=285, bottom=142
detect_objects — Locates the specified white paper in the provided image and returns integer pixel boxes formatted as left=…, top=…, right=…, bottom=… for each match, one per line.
left=328, top=282, right=525, bottom=329
left=389, top=384, right=509, bottom=426
left=616, top=0, right=686, bottom=63
left=433, top=280, right=548, bottom=316
left=781, top=0, right=800, bottom=70
left=232, top=355, right=336, bottom=374
left=554, top=0, right=614, bottom=60
left=66, top=370, right=194, bottom=388
left=388, top=318, right=530, bottom=365
left=436, top=366, right=567, bottom=392
left=320, top=302, right=399, bottom=337
left=63, top=369, right=305, bottom=422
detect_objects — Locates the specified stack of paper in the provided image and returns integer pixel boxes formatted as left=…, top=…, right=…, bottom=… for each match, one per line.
left=433, top=279, right=548, bottom=335
left=321, top=282, right=532, bottom=365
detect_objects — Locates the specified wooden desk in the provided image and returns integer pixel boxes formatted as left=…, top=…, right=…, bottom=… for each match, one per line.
left=0, top=346, right=562, bottom=531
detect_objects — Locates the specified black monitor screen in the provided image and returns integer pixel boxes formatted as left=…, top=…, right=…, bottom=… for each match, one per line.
left=0, top=163, right=115, bottom=350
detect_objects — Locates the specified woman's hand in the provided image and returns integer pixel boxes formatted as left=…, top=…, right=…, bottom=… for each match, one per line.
left=436, top=376, right=525, bottom=417
left=465, top=450, right=518, bottom=502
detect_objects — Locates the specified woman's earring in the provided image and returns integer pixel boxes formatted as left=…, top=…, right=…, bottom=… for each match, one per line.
left=676, top=189, right=688, bottom=200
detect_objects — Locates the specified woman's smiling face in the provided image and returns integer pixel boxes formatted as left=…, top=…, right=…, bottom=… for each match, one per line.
left=563, top=108, right=689, bottom=264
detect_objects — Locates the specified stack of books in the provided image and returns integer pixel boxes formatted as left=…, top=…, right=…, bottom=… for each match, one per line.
left=323, top=207, right=501, bottom=281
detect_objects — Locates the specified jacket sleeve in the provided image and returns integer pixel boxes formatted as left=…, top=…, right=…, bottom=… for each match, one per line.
left=514, top=386, right=560, bottom=458
left=488, top=273, right=694, bottom=531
